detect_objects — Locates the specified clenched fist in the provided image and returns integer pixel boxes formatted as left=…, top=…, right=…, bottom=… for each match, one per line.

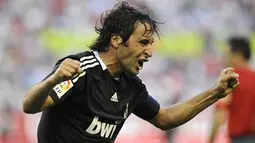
left=214, top=67, right=239, bottom=98
left=51, top=58, right=83, bottom=84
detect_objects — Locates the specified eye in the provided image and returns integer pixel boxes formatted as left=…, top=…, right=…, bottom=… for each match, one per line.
left=139, top=39, right=150, bottom=45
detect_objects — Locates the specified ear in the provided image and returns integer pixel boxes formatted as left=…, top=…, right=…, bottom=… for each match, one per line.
left=111, top=34, right=123, bottom=49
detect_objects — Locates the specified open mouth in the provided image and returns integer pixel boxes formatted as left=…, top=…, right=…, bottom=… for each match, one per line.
left=137, top=59, right=148, bottom=70
left=138, top=60, right=143, bottom=70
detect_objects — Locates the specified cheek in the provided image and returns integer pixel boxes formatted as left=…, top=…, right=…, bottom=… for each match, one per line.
left=117, top=46, right=130, bottom=59
left=123, top=44, right=141, bottom=58
left=117, top=47, right=135, bottom=65
left=133, top=44, right=144, bottom=54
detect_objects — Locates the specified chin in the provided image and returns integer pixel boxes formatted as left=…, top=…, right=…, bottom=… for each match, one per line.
left=126, top=68, right=139, bottom=76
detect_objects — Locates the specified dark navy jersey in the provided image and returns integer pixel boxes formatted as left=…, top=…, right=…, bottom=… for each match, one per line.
left=37, top=51, right=160, bottom=143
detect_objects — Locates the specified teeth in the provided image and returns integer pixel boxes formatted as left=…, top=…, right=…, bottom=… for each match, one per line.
left=138, top=60, right=144, bottom=70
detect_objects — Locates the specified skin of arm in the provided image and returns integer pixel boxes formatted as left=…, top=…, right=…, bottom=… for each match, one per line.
left=149, top=88, right=222, bottom=130
left=149, top=67, right=237, bottom=131
left=22, top=75, right=57, bottom=114
left=22, top=58, right=81, bottom=114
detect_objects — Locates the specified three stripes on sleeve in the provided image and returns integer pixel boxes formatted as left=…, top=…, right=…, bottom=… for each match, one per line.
left=53, top=55, right=100, bottom=99
left=72, top=55, right=99, bottom=83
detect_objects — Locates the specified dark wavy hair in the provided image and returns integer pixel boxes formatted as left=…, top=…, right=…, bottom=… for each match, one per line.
left=228, top=36, right=251, bottom=61
left=89, top=1, right=161, bottom=52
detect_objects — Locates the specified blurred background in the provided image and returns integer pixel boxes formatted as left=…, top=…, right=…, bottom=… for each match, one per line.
left=0, top=0, right=255, bottom=143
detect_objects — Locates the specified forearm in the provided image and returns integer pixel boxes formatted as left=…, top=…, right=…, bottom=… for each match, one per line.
left=163, top=88, right=221, bottom=129
left=209, top=110, right=225, bottom=143
left=23, top=76, right=57, bottom=114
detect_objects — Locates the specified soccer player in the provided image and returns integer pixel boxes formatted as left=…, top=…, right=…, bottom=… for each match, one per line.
left=22, top=2, right=239, bottom=143
left=209, top=37, right=255, bottom=143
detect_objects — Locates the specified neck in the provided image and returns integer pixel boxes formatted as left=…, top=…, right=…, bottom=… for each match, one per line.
left=98, top=49, right=122, bottom=78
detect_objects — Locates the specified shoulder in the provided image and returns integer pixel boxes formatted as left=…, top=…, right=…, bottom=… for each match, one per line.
left=56, top=51, right=94, bottom=63
left=125, top=74, right=146, bottom=90
left=56, top=51, right=104, bottom=71
left=131, top=75, right=144, bottom=85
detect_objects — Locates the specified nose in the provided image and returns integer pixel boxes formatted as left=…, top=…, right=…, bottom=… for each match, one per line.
left=144, top=48, right=152, bottom=58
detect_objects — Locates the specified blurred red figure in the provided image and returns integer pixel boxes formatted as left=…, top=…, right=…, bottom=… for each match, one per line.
left=209, top=36, right=255, bottom=143
left=49, top=0, right=66, bottom=16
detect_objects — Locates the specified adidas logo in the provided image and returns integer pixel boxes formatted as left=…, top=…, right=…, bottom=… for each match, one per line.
left=111, top=93, right=118, bottom=102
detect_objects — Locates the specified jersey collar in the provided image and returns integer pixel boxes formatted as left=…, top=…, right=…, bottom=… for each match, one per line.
left=93, top=51, right=107, bottom=71
left=93, top=50, right=122, bottom=82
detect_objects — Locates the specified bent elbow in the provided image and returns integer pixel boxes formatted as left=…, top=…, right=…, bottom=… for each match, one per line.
left=22, top=105, right=34, bottom=114
left=22, top=106, right=37, bottom=114
left=152, top=119, right=171, bottom=131
left=158, top=125, right=170, bottom=131
left=157, top=122, right=180, bottom=131
left=22, top=100, right=37, bottom=114
left=157, top=122, right=174, bottom=131
left=154, top=116, right=179, bottom=131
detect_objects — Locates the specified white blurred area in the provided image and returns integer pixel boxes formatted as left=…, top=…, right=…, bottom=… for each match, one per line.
left=0, top=0, right=255, bottom=143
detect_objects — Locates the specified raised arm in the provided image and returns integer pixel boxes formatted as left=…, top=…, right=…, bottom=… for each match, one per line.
left=22, top=58, right=82, bottom=114
left=149, top=67, right=239, bottom=130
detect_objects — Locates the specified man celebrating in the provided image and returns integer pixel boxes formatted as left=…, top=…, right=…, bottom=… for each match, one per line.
left=22, top=2, right=239, bottom=143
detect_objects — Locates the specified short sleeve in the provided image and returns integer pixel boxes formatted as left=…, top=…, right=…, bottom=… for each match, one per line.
left=133, top=95, right=160, bottom=120
left=42, top=56, right=85, bottom=104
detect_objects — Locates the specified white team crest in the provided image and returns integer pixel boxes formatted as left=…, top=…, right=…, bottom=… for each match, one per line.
left=111, top=93, right=118, bottom=102
left=53, top=80, right=73, bottom=98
